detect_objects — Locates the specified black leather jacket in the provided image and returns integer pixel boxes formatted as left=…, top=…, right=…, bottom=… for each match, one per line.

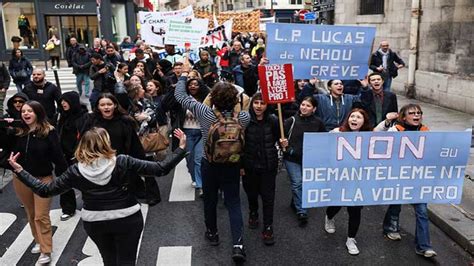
left=14, top=149, right=186, bottom=211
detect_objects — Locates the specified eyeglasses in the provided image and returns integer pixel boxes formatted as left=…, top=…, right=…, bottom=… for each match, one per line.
left=407, top=111, right=423, bottom=115
left=13, top=100, right=25, bottom=104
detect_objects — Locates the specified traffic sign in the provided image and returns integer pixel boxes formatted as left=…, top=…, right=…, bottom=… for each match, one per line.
left=303, top=12, right=317, bottom=21
left=298, top=9, right=309, bottom=20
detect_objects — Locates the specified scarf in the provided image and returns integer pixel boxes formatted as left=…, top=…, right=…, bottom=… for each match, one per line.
left=378, top=48, right=389, bottom=69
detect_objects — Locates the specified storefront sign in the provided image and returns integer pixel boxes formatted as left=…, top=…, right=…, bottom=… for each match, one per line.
left=40, top=0, right=97, bottom=14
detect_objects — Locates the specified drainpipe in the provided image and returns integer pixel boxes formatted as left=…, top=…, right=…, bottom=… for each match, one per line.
left=405, top=0, right=421, bottom=99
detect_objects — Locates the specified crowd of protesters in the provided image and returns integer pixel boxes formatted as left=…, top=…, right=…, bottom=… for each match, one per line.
left=0, top=31, right=438, bottom=265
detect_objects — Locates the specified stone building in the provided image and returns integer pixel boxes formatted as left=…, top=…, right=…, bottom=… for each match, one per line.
left=335, top=0, right=474, bottom=114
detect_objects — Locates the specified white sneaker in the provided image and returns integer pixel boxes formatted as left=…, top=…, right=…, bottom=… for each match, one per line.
left=60, top=213, right=74, bottom=221
left=416, top=249, right=437, bottom=258
left=31, top=243, right=40, bottom=254
left=37, top=253, right=51, bottom=264
left=385, top=232, right=402, bottom=241
left=346, top=238, right=360, bottom=255
left=324, top=215, right=336, bottom=234
left=191, top=182, right=197, bottom=188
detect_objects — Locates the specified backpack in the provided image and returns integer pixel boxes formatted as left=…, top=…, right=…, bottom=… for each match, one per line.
left=205, top=110, right=244, bottom=164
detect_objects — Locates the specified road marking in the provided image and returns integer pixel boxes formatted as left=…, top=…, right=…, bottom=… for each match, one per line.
left=50, top=209, right=81, bottom=265
left=78, top=204, right=149, bottom=265
left=0, top=209, right=81, bottom=265
left=0, top=213, right=16, bottom=235
left=169, top=160, right=195, bottom=202
left=156, top=246, right=192, bottom=266
left=0, top=214, right=35, bottom=265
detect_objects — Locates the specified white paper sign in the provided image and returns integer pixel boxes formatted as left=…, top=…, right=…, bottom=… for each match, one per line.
left=200, top=19, right=233, bottom=48
left=165, top=17, right=209, bottom=48
left=138, top=6, right=194, bottom=46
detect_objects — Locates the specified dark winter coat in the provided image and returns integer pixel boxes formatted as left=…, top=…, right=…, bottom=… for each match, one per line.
left=0, top=63, right=11, bottom=89
left=369, top=49, right=405, bottom=78
left=23, top=81, right=62, bottom=123
left=66, top=44, right=81, bottom=67
left=83, top=114, right=145, bottom=159
left=89, top=62, right=116, bottom=92
left=193, top=60, right=218, bottom=88
left=0, top=127, right=67, bottom=177
left=232, top=64, right=259, bottom=97
left=360, top=88, right=398, bottom=127
left=8, top=57, right=33, bottom=85
left=72, top=48, right=92, bottom=75
left=57, top=91, right=89, bottom=164
left=283, top=113, right=326, bottom=164
left=243, top=104, right=279, bottom=171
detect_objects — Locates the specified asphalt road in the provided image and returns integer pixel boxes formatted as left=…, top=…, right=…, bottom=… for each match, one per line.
left=0, top=163, right=472, bottom=265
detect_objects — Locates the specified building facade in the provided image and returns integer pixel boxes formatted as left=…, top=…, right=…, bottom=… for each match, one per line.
left=0, top=0, right=139, bottom=61
left=335, top=0, right=474, bottom=114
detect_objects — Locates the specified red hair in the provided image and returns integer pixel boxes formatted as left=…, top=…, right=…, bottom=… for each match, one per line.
left=339, top=108, right=373, bottom=132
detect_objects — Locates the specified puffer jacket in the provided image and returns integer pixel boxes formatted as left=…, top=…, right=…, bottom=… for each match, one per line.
left=14, top=150, right=186, bottom=212
left=243, top=105, right=279, bottom=171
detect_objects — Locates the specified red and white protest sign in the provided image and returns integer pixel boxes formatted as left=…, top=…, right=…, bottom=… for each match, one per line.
left=258, top=64, right=295, bottom=104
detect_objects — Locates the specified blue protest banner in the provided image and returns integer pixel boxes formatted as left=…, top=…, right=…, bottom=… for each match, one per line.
left=302, top=131, right=471, bottom=208
left=266, top=23, right=376, bottom=80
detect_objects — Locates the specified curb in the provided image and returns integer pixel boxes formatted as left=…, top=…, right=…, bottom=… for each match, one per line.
left=428, top=204, right=474, bottom=255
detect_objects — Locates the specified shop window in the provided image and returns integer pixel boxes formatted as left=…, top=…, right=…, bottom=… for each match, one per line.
left=359, top=0, right=384, bottom=15
left=2, top=1, right=38, bottom=49
left=290, top=0, right=303, bottom=5
left=111, top=3, right=127, bottom=43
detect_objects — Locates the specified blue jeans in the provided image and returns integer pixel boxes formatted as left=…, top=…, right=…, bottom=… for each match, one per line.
left=284, top=160, right=307, bottom=215
left=183, top=128, right=203, bottom=188
left=383, top=203, right=432, bottom=251
left=383, top=76, right=393, bottom=92
left=201, top=159, right=243, bottom=245
left=75, top=73, right=90, bottom=96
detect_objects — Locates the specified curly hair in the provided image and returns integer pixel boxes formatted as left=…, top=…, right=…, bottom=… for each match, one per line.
left=210, top=82, right=238, bottom=111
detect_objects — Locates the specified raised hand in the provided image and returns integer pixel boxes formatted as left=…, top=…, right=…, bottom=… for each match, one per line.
left=173, top=129, right=187, bottom=150
left=8, top=152, right=23, bottom=173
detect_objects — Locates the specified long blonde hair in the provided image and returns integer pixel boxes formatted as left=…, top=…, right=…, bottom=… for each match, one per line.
left=74, top=127, right=116, bottom=165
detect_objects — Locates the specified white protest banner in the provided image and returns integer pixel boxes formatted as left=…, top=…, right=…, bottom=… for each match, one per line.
left=165, top=17, right=209, bottom=48
left=200, top=20, right=233, bottom=48
left=138, top=5, right=194, bottom=46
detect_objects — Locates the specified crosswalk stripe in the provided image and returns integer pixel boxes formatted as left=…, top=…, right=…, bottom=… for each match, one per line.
left=0, top=213, right=16, bottom=235
left=0, top=213, right=35, bottom=265
left=50, top=209, right=81, bottom=265
left=78, top=204, right=149, bottom=265
left=156, top=246, right=192, bottom=266
left=168, top=160, right=195, bottom=202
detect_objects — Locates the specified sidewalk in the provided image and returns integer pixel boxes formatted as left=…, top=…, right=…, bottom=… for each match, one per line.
left=397, top=95, right=474, bottom=255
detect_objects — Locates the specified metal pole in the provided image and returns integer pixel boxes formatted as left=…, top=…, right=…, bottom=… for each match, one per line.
left=53, top=68, right=61, bottom=91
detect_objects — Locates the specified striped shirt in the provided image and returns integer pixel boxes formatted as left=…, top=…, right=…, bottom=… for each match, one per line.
left=174, top=76, right=250, bottom=157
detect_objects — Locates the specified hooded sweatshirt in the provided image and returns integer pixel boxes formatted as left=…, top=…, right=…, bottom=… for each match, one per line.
left=5, top=92, right=29, bottom=119
left=58, top=91, right=89, bottom=162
